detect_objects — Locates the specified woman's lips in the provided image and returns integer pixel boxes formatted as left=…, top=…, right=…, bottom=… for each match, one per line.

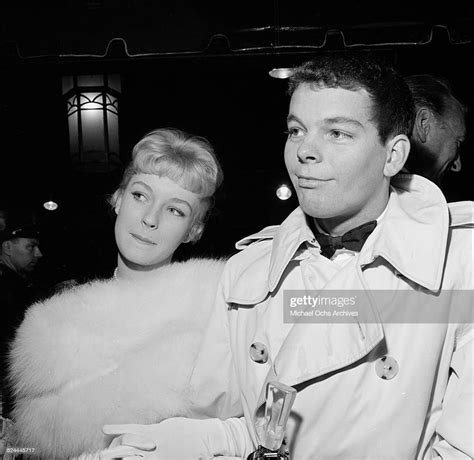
left=130, top=233, right=156, bottom=245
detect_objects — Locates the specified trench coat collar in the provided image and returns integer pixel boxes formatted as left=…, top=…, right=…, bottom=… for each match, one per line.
left=235, top=173, right=449, bottom=299
left=359, top=174, right=449, bottom=291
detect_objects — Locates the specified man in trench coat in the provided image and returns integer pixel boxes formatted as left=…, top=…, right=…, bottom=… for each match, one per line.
left=102, top=51, right=473, bottom=460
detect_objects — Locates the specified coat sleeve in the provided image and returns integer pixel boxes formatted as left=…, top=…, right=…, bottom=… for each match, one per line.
left=187, top=270, right=244, bottom=420
left=431, top=326, right=474, bottom=459
left=183, top=267, right=256, bottom=457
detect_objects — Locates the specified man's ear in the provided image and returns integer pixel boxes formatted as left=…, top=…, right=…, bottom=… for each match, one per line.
left=384, top=134, right=410, bottom=177
left=184, top=223, right=204, bottom=244
left=1, top=240, right=12, bottom=256
left=413, top=107, right=432, bottom=143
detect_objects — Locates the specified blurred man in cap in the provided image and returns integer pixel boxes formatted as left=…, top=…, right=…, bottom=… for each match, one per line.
left=0, top=209, right=43, bottom=419
left=0, top=212, right=42, bottom=277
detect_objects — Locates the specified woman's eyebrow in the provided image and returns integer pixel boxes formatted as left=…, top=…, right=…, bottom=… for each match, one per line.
left=130, top=180, right=153, bottom=192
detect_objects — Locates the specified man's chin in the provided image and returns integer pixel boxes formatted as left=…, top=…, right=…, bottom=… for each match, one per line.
left=301, top=205, right=338, bottom=220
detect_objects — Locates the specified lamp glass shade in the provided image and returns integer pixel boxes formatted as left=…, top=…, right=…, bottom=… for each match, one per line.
left=63, top=74, right=121, bottom=173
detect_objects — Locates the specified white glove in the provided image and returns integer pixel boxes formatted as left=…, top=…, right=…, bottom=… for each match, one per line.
left=99, top=417, right=247, bottom=459
left=73, top=452, right=103, bottom=460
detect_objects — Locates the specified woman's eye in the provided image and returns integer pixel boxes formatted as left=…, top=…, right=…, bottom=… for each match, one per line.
left=131, top=191, right=146, bottom=201
left=168, top=207, right=185, bottom=217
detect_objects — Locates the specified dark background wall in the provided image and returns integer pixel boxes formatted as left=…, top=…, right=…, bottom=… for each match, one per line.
left=0, top=1, right=472, bottom=284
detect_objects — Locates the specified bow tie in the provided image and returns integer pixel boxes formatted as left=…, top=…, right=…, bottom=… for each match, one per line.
left=314, top=220, right=377, bottom=259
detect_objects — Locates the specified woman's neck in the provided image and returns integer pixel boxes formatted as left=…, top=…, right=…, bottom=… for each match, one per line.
left=115, top=255, right=171, bottom=281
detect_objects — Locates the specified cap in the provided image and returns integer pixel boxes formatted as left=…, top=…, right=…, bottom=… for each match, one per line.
left=0, top=210, right=41, bottom=244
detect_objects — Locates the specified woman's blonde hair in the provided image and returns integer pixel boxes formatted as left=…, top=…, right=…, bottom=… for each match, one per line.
left=111, top=128, right=223, bottom=242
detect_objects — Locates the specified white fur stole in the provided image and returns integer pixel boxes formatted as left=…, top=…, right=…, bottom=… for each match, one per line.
left=8, top=258, right=225, bottom=459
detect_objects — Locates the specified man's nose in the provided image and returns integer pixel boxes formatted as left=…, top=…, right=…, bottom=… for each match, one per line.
left=35, top=247, right=43, bottom=258
left=297, top=138, right=322, bottom=163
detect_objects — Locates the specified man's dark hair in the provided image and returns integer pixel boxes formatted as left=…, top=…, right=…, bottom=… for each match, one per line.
left=288, top=51, right=415, bottom=145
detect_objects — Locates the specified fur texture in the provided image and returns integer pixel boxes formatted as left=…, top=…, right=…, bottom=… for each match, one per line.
left=8, top=258, right=226, bottom=459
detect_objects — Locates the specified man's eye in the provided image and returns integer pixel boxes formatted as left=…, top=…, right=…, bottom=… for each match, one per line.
left=330, top=130, right=351, bottom=140
left=285, top=127, right=304, bottom=138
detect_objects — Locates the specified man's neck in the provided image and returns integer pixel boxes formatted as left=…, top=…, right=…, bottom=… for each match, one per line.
left=314, top=195, right=390, bottom=236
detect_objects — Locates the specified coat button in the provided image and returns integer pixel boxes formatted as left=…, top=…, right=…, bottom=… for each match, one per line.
left=375, top=355, right=399, bottom=380
left=249, top=342, right=269, bottom=364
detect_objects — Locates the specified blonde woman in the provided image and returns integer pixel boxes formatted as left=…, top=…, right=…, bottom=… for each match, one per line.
left=8, top=128, right=228, bottom=458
